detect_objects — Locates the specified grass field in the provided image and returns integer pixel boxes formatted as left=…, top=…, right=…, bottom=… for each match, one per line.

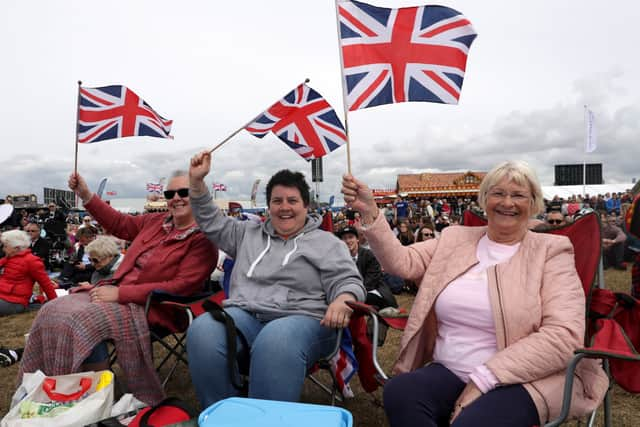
left=1, top=268, right=638, bottom=425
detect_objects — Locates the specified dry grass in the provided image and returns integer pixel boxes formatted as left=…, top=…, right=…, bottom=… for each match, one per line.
left=2, top=269, right=639, bottom=425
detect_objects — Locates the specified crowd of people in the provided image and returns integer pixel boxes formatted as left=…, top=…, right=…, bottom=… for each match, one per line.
left=0, top=157, right=637, bottom=426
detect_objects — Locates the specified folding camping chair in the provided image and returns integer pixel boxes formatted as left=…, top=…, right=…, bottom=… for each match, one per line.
left=143, top=286, right=226, bottom=387
left=346, top=211, right=639, bottom=426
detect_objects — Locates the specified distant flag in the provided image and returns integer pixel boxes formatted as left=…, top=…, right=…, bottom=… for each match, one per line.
left=337, top=0, right=477, bottom=110
left=213, top=183, right=227, bottom=192
left=585, top=106, right=597, bottom=153
left=245, top=83, right=347, bottom=161
left=146, top=182, right=163, bottom=193
left=106, top=191, right=117, bottom=196
left=96, top=178, right=108, bottom=198
left=78, top=85, right=173, bottom=143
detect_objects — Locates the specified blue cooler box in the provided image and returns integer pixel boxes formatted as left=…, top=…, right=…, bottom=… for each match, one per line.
left=199, top=397, right=353, bottom=427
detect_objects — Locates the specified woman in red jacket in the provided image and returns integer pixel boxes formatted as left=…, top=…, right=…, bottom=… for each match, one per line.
left=0, top=230, right=57, bottom=316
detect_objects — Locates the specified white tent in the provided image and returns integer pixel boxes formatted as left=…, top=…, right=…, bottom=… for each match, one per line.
left=541, top=184, right=633, bottom=200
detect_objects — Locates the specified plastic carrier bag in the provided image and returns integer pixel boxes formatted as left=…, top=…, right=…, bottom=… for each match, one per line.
left=1, top=370, right=114, bottom=427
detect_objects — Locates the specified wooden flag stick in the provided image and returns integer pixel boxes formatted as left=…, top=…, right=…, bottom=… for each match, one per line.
left=74, top=80, right=82, bottom=174
left=209, top=78, right=311, bottom=154
left=334, top=0, right=352, bottom=175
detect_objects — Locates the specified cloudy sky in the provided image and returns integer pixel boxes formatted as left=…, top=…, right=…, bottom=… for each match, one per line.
left=1, top=0, right=638, bottom=206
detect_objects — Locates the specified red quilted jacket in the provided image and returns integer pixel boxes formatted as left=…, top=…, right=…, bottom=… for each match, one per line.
left=0, top=249, right=58, bottom=306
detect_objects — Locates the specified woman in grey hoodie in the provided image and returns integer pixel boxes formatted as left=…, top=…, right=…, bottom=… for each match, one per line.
left=186, top=151, right=365, bottom=408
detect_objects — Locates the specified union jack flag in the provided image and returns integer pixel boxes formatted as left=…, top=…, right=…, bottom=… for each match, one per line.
left=329, top=328, right=359, bottom=398
left=213, top=183, right=227, bottom=192
left=245, top=84, right=347, bottom=161
left=146, top=183, right=163, bottom=193
left=338, top=0, right=477, bottom=110
left=78, top=85, right=173, bottom=143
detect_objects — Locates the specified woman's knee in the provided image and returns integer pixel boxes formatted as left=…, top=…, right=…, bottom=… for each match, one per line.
left=187, top=314, right=225, bottom=352
left=383, top=373, right=416, bottom=411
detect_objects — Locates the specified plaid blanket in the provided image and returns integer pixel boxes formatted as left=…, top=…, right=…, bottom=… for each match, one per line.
left=18, top=292, right=165, bottom=405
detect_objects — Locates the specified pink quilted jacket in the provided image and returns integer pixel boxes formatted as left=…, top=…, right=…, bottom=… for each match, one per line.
left=364, top=213, right=608, bottom=423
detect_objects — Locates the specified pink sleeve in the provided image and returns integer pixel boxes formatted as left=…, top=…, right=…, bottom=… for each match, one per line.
left=469, top=364, right=499, bottom=393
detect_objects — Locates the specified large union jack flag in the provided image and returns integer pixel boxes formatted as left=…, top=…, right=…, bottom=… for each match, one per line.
left=338, top=0, right=477, bottom=110
left=78, top=85, right=173, bottom=143
left=245, top=84, right=347, bottom=161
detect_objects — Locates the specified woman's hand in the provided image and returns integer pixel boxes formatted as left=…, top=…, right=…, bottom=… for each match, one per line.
left=68, top=173, right=93, bottom=203
left=90, top=285, right=119, bottom=303
left=189, top=151, right=211, bottom=196
left=450, top=382, right=483, bottom=423
left=341, top=174, right=378, bottom=224
left=320, top=293, right=356, bottom=328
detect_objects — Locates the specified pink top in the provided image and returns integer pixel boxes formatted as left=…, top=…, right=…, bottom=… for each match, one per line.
left=433, top=234, right=519, bottom=392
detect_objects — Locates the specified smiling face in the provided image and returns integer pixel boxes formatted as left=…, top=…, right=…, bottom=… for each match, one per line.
left=268, top=185, right=308, bottom=237
left=340, top=232, right=359, bottom=256
left=166, top=175, right=194, bottom=227
left=485, top=177, right=532, bottom=243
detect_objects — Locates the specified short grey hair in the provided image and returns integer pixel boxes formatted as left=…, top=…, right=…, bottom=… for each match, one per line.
left=86, top=236, right=121, bottom=259
left=1, top=230, right=31, bottom=251
left=478, top=160, right=545, bottom=216
left=169, top=170, right=188, bottom=180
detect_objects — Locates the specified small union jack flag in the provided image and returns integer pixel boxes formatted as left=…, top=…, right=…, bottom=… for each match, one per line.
left=338, top=0, right=477, bottom=110
left=78, top=85, right=173, bottom=143
left=146, top=183, right=163, bottom=193
left=213, top=183, right=227, bottom=192
left=245, top=84, right=347, bottom=161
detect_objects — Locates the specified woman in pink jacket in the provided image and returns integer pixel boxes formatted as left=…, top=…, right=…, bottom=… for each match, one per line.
left=342, top=160, right=608, bottom=427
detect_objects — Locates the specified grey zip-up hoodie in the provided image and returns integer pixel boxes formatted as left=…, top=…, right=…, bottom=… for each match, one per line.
left=191, top=190, right=365, bottom=320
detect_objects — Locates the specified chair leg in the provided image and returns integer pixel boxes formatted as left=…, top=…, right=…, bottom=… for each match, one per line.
left=603, top=359, right=612, bottom=427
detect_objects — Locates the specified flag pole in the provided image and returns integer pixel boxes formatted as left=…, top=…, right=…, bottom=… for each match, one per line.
left=333, top=0, right=352, bottom=175
left=209, top=78, right=311, bottom=154
left=583, top=105, right=587, bottom=198
left=74, top=80, right=82, bottom=175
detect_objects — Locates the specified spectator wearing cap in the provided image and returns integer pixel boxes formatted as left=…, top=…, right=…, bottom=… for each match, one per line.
left=337, top=226, right=397, bottom=309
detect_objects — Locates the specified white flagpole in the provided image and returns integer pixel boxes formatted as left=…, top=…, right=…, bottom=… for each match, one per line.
left=209, top=78, right=310, bottom=154
left=583, top=106, right=587, bottom=197
left=334, top=0, right=352, bottom=174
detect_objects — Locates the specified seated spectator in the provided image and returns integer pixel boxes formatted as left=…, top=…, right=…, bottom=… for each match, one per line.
left=0, top=230, right=57, bottom=316
left=19, top=170, right=218, bottom=405
left=435, top=214, right=451, bottom=233
left=24, top=222, right=50, bottom=270
left=85, top=236, right=124, bottom=284
left=601, top=212, right=627, bottom=270
left=546, top=211, right=567, bottom=228
left=58, top=226, right=97, bottom=287
left=79, top=215, right=94, bottom=229
left=186, top=151, right=365, bottom=407
left=397, top=221, right=415, bottom=246
left=342, top=160, right=607, bottom=426
left=337, top=226, right=397, bottom=309
left=416, top=225, right=436, bottom=242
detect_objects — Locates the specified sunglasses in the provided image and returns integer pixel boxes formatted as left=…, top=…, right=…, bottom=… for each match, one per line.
left=164, top=188, right=189, bottom=199
left=90, top=257, right=101, bottom=264
left=548, top=219, right=563, bottom=225
left=422, top=232, right=434, bottom=237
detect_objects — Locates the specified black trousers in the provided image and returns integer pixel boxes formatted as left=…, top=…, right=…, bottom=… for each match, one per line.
left=383, top=363, right=539, bottom=427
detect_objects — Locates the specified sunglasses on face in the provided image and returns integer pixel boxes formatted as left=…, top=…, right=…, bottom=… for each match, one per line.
left=90, top=257, right=101, bottom=264
left=422, top=233, right=434, bottom=238
left=164, top=188, right=189, bottom=199
left=548, top=219, right=563, bottom=225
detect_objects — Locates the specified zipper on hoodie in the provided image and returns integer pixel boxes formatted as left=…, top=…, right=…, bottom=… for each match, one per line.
left=494, top=266, right=509, bottom=348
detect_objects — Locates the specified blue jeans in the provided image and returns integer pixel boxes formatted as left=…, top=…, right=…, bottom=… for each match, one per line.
left=187, top=307, right=337, bottom=408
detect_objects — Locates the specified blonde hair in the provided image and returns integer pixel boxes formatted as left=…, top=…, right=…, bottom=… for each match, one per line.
left=478, top=160, right=544, bottom=216
left=86, top=236, right=120, bottom=259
